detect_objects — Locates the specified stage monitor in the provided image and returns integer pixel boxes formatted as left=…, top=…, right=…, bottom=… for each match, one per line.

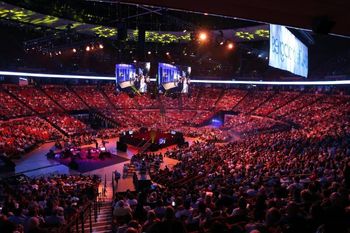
left=158, top=63, right=191, bottom=93
left=269, top=24, right=308, bottom=77
left=159, top=138, right=166, bottom=144
left=116, top=62, right=151, bottom=93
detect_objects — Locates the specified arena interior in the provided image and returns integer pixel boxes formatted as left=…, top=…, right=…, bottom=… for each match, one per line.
left=0, top=1, right=350, bottom=233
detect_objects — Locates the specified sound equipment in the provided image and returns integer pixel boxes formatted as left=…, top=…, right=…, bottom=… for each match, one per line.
left=117, top=141, right=128, bottom=152
left=137, top=26, right=145, bottom=60
left=0, top=155, right=15, bottom=173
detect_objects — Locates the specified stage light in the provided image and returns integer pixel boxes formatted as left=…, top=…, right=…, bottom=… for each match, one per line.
left=72, top=48, right=77, bottom=53
left=58, top=51, right=62, bottom=55
left=99, top=44, right=104, bottom=49
left=148, top=51, right=152, bottom=55
left=220, top=41, right=224, bottom=45
left=85, top=46, right=90, bottom=51
left=227, top=42, right=234, bottom=50
left=198, top=32, right=208, bottom=41
left=183, top=29, right=187, bottom=33
left=91, top=46, right=95, bottom=50
left=166, top=52, right=170, bottom=56
left=133, top=60, right=137, bottom=63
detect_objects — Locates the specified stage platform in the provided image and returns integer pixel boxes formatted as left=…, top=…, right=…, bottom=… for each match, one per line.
left=118, top=128, right=185, bottom=151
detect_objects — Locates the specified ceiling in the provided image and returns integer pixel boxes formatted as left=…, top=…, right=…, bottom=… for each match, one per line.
left=119, top=0, right=350, bottom=37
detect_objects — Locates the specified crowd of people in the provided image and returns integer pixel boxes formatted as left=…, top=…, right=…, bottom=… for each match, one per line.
left=0, top=174, right=100, bottom=233
left=0, top=83, right=349, bottom=233
left=42, top=85, right=88, bottom=112
left=0, top=117, right=61, bottom=158
left=112, top=111, right=350, bottom=233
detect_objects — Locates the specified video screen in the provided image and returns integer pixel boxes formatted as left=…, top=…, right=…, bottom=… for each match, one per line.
left=158, top=63, right=191, bottom=93
left=116, top=62, right=151, bottom=93
left=269, top=24, right=308, bottom=77
left=159, top=138, right=166, bottom=144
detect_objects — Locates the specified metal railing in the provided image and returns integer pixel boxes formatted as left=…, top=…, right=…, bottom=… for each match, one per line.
left=55, top=191, right=102, bottom=233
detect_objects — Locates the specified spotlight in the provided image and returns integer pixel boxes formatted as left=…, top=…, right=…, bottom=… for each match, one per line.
left=198, top=32, right=208, bottom=41
left=91, top=46, right=95, bottom=50
left=148, top=51, right=151, bottom=55
left=133, top=60, right=137, bottom=63
left=86, top=46, right=90, bottom=51
left=220, top=41, right=224, bottom=45
left=183, top=29, right=187, bottom=33
left=58, top=51, right=62, bottom=55
left=99, top=44, right=104, bottom=49
left=227, top=42, right=234, bottom=50
left=72, top=48, right=77, bottom=53
left=166, top=52, right=170, bottom=56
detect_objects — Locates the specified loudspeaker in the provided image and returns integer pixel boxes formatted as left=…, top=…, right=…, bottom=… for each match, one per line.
left=117, top=23, right=127, bottom=41
left=117, top=141, right=127, bottom=152
left=137, top=26, right=145, bottom=60
left=312, top=16, right=335, bottom=35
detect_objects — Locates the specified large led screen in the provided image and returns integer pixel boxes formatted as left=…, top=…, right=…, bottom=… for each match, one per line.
left=269, top=24, right=308, bottom=77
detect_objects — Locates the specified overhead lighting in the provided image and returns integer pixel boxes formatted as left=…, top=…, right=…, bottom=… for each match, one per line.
left=148, top=51, right=152, bottom=55
left=86, top=46, right=90, bottom=51
left=183, top=29, right=187, bottom=33
left=198, top=32, right=208, bottom=42
left=72, top=48, right=77, bottom=53
left=227, top=42, right=234, bottom=50
left=99, top=44, right=104, bottom=49
left=166, top=52, right=170, bottom=56
left=58, top=51, right=62, bottom=55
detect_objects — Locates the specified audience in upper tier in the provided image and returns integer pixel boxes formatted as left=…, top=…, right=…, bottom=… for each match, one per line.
left=0, top=116, right=61, bottom=158
left=42, top=85, right=87, bottom=111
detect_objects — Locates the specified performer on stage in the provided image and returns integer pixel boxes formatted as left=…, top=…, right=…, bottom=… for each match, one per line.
left=181, top=76, right=190, bottom=93
left=139, top=74, right=147, bottom=93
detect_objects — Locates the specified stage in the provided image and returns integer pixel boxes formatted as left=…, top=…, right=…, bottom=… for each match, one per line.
left=47, top=147, right=129, bottom=173
left=118, top=128, right=185, bottom=151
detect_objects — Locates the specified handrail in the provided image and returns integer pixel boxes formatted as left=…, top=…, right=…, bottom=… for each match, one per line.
left=55, top=192, right=100, bottom=233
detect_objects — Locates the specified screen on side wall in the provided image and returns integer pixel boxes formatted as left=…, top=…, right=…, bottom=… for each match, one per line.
left=269, top=24, right=308, bottom=78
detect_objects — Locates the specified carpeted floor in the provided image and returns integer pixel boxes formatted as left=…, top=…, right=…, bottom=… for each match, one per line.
left=55, top=155, right=129, bottom=173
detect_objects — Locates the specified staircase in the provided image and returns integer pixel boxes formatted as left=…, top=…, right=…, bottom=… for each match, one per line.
left=139, top=139, right=152, bottom=154
left=82, top=202, right=113, bottom=233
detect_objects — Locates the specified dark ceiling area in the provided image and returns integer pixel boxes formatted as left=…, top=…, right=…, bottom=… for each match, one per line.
left=1, top=0, right=260, bottom=31
left=0, top=0, right=349, bottom=79
left=119, top=0, right=350, bottom=37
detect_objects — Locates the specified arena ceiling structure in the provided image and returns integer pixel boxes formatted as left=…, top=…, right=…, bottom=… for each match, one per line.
left=117, top=0, right=350, bottom=37
left=0, top=0, right=349, bottom=80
